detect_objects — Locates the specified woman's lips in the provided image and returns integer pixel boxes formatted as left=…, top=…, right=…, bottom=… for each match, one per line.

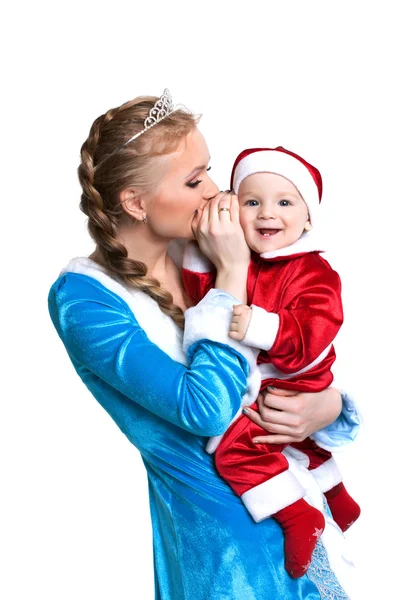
left=257, top=229, right=281, bottom=237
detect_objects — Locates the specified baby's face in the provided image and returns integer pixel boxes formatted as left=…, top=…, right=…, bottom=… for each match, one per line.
left=238, top=173, right=311, bottom=254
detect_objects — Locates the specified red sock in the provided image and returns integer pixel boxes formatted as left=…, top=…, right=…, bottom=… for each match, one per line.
left=324, top=483, right=361, bottom=532
left=274, top=499, right=325, bottom=579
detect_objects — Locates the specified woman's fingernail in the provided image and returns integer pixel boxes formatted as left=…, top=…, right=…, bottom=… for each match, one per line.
left=242, top=408, right=250, bottom=414
left=253, top=439, right=260, bottom=444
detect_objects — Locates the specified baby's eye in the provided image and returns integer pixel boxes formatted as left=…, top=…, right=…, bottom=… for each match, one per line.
left=279, top=200, right=291, bottom=207
left=245, top=199, right=259, bottom=207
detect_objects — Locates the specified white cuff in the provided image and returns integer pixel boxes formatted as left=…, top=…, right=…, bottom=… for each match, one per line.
left=241, top=470, right=305, bottom=522
left=183, top=288, right=259, bottom=371
left=311, top=457, right=342, bottom=493
left=242, top=304, right=280, bottom=351
left=182, top=240, right=215, bottom=273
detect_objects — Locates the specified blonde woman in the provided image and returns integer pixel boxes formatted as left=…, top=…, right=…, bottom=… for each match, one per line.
left=48, top=90, right=359, bottom=599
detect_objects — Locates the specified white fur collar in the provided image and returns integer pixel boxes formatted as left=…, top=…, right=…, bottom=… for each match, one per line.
left=61, top=256, right=188, bottom=366
left=260, top=229, right=324, bottom=259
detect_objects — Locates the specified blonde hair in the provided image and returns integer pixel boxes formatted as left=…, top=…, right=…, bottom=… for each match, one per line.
left=78, top=95, right=199, bottom=328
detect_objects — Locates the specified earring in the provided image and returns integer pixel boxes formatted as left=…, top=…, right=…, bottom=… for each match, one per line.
left=142, top=215, right=148, bottom=224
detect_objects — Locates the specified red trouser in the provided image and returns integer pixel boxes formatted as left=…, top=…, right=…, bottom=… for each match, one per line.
left=214, top=401, right=332, bottom=497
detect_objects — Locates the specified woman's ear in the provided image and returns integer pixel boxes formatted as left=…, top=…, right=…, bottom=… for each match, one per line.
left=119, top=187, right=146, bottom=221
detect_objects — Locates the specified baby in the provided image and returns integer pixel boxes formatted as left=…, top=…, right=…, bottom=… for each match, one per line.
left=182, top=146, right=360, bottom=578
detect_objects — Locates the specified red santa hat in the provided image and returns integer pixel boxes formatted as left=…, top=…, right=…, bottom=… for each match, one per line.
left=230, top=146, right=322, bottom=225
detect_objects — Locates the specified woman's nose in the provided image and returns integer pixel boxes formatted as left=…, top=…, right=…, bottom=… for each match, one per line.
left=203, top=178, right=219, bottom=201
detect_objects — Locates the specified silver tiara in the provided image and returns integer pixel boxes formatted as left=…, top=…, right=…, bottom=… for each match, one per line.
left=94, top=89, right=175, bottom=171
left=120, top=88, right=175, bottom=148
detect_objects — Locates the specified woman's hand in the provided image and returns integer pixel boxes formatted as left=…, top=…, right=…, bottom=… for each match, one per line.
left=243, top=386, right=343, bottom=444
left=192, top=192, right=250, bottom=271
left=192, top=192, right=250, bottom=302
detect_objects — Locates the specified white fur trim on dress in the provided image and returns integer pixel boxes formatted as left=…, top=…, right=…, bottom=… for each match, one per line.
left=182, top=240, right=215, bottom=273
left=242, top=305, right=279, bottom=351
left=241, top=470, right=305, bottom=522
left=232, top=150, right=320, bottom=225
left=183, top=288, right=260, bottom=371
left=60, top=257, right=188, bottom=366
left=311, top=457, right=343, bottom=493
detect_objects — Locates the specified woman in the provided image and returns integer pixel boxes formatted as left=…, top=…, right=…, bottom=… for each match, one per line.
left=48, top=90, right=359, bottom=599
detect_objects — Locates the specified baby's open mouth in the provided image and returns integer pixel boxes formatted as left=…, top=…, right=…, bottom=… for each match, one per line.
left=257, top=229, right=281, bottom=237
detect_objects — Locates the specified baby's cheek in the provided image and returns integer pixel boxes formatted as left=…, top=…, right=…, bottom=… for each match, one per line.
left=238, top=209, right=248, bottom=230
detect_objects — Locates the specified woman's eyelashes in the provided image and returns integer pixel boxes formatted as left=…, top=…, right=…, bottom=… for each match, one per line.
left=187, top=179, right=201, bottom=189
left=186, top=166, right=212, bottom=189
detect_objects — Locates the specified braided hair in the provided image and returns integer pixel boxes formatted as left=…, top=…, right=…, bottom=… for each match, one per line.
left=78, top=96, right=199, bottom=328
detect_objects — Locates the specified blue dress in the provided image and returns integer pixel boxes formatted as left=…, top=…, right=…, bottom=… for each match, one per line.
left=48, top=257, right=360, bottom=600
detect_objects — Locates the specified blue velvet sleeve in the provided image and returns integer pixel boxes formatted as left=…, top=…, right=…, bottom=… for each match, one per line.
left=48, top=273, right=250, bottom=437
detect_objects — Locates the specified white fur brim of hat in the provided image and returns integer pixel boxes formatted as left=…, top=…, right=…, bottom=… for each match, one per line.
left=232, top=151, right=320, bottom=225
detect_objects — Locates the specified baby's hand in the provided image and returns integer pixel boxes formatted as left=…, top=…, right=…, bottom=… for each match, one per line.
left=229, top=304, right=252, bottom=341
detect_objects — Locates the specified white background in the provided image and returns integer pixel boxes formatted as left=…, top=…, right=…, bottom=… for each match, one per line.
left=2, top=1, right=399, bottom=598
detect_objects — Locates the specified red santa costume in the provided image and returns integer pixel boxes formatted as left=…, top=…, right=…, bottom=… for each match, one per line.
left=182, top=147, right=360, bottom=578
